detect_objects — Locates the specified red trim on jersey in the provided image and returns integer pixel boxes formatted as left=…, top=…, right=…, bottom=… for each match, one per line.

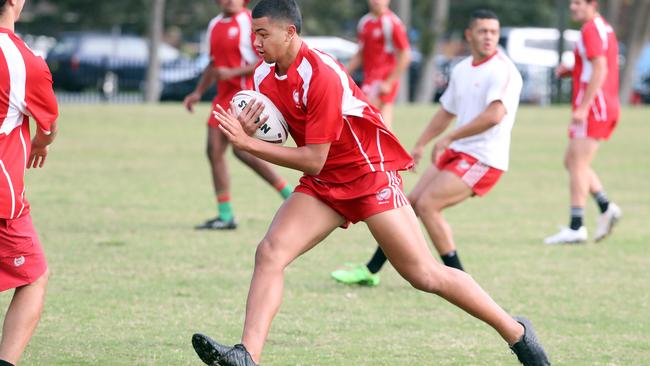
left=471, top=51, right=498, bottom=67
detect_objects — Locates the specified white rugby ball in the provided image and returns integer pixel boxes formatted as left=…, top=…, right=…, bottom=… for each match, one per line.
left=231, top=90, right=289, bottom=145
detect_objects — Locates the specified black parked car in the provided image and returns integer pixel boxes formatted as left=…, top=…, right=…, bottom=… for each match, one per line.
left=47, top=32, right=181, bottom=93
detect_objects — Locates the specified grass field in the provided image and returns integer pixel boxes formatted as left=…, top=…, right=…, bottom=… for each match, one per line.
left=2, top=103, right=649, bottom=365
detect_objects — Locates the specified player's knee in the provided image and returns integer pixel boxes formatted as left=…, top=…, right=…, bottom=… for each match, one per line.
left=254, top=238, right=285, bottom=271
left=413, top=198, right=441, bottom=218
left=404, top=265, right=444, bottom=294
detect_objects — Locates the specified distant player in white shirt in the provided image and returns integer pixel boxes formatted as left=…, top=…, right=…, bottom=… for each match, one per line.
left=332, top=9, right=523, bottom=284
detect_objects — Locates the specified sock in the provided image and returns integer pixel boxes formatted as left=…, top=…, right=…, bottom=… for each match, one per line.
left=592, top=191, right=610, bottom=213
left=274, top=180, right=294, bottom=200
left=440, top=250, right=464, bottom=271
left=0, top=360, right=15, bottom=366
left=570, top=206, right=584, bottom=230
left=366, top=246, right=388, bottom=274
left=217, top=193, right=234, bottom=221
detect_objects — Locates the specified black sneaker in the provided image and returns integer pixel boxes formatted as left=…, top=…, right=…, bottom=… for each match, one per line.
left=510, top=316, right=551, bottom=366
left=192, top=333, right=258, bottom=366
left=195, top=217, right=237, bottom=230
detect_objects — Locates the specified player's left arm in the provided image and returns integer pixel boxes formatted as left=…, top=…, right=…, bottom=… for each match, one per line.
left=572, top=56, right=607, bottom=124
left=25, top=61, right=59, bottom=168
left=213, top=104, right=330, bottom=175
left=381, top=20, right=411, bottom=93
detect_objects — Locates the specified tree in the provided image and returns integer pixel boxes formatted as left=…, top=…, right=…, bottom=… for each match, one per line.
left=145, top=0, right=166, bottom=103
left=620, top=0, right=650, bottom=104
left=414, top=0, right=449, bottom=104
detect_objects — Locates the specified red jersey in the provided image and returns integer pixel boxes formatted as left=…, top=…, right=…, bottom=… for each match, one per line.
left=357, top=11, right=410, bottom=82
left=0, top=28, right=58, bottom=220
left=253, top=42, right=413, bottom=184
left=572, top=15, right=619, bottom=122
left=207, top=9, right=258, bottom=94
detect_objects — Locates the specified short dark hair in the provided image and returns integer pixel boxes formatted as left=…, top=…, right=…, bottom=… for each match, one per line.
left=0, top=1, right=6, bottom=15
left=252, top=0, right=302, bottom=34
left=469, top=9, right=499, bottom=28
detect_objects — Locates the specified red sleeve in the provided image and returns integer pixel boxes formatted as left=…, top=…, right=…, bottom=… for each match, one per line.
left=304, top=68, right=344, bottom=144
left=392, top=17, right=410, bottom=51
left=582, top=22, right=604, bottom=60
left=24, top=55, right=58, bottom=133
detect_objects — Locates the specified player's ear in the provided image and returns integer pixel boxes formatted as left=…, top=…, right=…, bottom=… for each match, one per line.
left=464, top=28, right=472, bottom=43
left=285, top=24, right=297, bottom=42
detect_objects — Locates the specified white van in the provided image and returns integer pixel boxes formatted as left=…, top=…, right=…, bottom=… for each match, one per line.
left=499, top=27, right=580, bottom=104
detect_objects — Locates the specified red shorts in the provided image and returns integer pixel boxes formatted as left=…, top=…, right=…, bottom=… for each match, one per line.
left=0, top=214, right=48, bottom=292
left=295, top=171, right=408, bottom=228
left=436, top=149, right=503, bottom=197
left=568, top=116, right=618, bottom=140
left=361, top=79, right=399, bottom=105
left=207, top=87, right=241, bottom=128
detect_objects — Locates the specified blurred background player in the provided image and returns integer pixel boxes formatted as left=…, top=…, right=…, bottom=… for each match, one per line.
left=183, top=0, right=293, bottom=230
left=347, top=0, right=411, bottom=129
left=544, top=0, right=622, bottom=244
left=191, top=1, right=549, bottom=366
left=331, top=9, right=523, bottom=286
left=0, top=0, right=59, bottom=365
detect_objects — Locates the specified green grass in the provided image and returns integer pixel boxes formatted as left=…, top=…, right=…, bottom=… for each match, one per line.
left=2, top=103, right=649, bottom=365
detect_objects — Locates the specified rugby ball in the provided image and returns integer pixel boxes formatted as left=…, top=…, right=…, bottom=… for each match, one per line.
left=231, top=90, right=289, bottom=145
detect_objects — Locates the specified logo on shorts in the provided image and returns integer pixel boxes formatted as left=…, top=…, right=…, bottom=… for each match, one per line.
left=458, top=159, right=470, bottom=171
left=14, top=256, right=25, bottom=267
left=228, top=27, right=239, bottom=38
left=376, top=187, right=392, bottom=203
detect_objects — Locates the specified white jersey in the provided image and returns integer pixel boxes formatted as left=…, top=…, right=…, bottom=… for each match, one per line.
left=439, top=51, right=522, bottom=171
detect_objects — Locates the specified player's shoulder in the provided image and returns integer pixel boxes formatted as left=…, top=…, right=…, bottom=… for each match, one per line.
left=357, top=13, right=374, bottom=31
left=235, top=9, right=253, bottom=23
left=207, top=14, right=224, bottom=30
left=450, top=56, right=473, bottom=75
left=492, top=52, right=522, bottom=79
left=384, top=11, right=405, bottom=27
left=1, top=32, right=45, bottom=65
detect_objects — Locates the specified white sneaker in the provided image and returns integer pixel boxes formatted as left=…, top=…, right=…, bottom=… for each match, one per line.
left=544, top=226, right=588, bottom=245
left=594, top=203, right=622, bottom=242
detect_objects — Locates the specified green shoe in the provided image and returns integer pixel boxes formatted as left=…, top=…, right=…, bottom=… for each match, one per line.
left=330, top=264, right=380, bottom=286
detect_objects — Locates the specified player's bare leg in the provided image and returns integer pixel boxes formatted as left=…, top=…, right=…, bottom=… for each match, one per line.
left=410, top=168, right=472, bottom=256
left=232, top=147, right=290, bottom=189
left=546, top=137, right=599, bottom=244
left=193, top=193, right=344, bottom=365
left=0, top=271, right=49, bottom=365
left=207, top=126, right=231, bottom=197
left=365, top=206, right=525, bottom=344
left=566, top=138, right=599, bottom=208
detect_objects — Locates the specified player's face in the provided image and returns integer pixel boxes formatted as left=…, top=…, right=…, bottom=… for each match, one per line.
left=217, top=0, right=245, bottom=15
left=253, top=17, right=296, bottom=64
left=368, top=0, right=390, bottom=14
left=466, top=19, right=500, bottom=59
left=569, top=0, right=597, bottom=22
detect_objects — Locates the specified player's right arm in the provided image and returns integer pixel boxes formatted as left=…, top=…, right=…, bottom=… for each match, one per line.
left=183, top=62, right=217, bottom=113
left=411, top=108, right=455, bottom=167
left=347, top=50, right=362, bottom=75
left=555, top=63, right=573, bottom=78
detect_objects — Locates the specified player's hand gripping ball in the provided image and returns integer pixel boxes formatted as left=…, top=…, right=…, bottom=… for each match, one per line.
left=231, top=90, right=288, bottom=145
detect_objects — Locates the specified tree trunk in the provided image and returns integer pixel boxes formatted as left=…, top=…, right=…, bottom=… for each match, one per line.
left=393, top=0, right=411, bottom=103
left=620, top=0, right=650, bottom=105
left=415, top=0, right=449, bottom=104
left=606, top=0, right=624, bottom=33
left=145, top=0, right=166, bottom=103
